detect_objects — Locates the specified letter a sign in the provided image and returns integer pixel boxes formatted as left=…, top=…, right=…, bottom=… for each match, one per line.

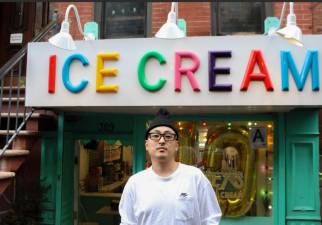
left=249, top=127, right=267, bottom=149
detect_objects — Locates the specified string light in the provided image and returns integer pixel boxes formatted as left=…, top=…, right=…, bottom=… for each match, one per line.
left=260, top=189, right=267, bottom=197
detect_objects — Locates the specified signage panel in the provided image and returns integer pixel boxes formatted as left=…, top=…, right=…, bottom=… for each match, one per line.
left=26, top=35, right=322, bottom=108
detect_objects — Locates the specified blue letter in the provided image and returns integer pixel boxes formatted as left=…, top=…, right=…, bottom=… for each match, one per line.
left=280, top=50, right=319, bottom=91
left=62, top=54, right=89, bottom=93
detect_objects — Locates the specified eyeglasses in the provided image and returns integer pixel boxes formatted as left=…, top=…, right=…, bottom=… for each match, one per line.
left=148, top=133, right=177, bottom=141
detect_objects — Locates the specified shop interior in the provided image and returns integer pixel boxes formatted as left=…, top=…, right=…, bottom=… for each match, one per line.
left=76, top=120, right=274, bottom=225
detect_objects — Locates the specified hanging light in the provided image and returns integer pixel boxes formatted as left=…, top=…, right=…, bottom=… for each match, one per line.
left=49, top=4, right=95, bottom=50
left=276, top=2, right=303, bottom=47
left=155, top=2, right=185, bottom=39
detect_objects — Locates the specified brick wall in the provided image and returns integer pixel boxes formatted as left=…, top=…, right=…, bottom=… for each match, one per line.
left=312, top=3, right=322, bottom=34
left=50, top=2, right=94, bottom=40
left=51, top=2, right=322, bottom=37
left=272, top=2, right=322, bottom=35
left=151, top=2, right=211, bottom=36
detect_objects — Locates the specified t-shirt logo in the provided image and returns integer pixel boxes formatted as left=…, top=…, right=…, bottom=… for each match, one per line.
left=179, top=193, right=188, bottom=198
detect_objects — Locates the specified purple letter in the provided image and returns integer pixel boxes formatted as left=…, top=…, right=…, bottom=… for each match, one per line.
left=209, top=51, right=232, bottom=91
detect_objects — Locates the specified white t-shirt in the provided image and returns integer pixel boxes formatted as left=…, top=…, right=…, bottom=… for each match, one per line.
left=119, top=163, right=222, bottom=225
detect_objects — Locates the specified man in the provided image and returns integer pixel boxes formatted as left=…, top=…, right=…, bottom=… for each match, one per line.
left=119, top=108, right=222, bottom=225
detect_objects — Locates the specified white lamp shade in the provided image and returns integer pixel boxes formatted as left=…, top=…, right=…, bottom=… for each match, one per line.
left=276, top=25, right=303, bottom=47
left=48, top=21, right=76, bottom=50
left=155, top=22, right=185, bottom=39
left=155, top=9, right=185, bottom=39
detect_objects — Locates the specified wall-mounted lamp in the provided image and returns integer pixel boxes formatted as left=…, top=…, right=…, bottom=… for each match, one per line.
left=266, top=2, right=303, bottom=47
left=276, top=2, right=303, bottom=47
left=155, top=2, right=185, bottom=39
left=49, top=4, right=95, bottom=50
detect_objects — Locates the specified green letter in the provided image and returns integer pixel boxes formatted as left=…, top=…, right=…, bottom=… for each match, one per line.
left=138, top=51, right=166, bottom=92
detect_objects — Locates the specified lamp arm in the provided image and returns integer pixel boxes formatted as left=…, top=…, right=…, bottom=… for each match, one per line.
left=278, top=2, right=286, bottom=30
left=171, top=2, right=178, bottom=22
left=64, top=4, right=85, bottom=36
left=289, top=2, right=294, bottom=15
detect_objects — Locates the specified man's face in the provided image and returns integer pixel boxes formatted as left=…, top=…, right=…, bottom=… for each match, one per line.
left=145, top=126, right=179, bottom=163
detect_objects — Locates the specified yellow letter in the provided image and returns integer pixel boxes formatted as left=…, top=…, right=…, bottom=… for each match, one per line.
left=96, top=52, right=120, bottom=92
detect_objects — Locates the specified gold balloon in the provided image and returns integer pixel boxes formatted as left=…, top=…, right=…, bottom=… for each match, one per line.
left=204, top=128, right=256, bottom=217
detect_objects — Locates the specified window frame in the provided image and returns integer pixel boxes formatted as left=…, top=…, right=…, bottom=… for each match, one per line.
left=211, top=2, right=274, bottom=36
left=94, top=2, right=151, bottom=39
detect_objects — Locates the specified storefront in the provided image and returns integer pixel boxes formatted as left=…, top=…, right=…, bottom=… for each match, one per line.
left=26, top=35, right=321, bottom=225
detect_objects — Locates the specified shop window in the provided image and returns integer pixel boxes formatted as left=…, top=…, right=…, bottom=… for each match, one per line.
left=78, top=139, right=133, bottom=224
left=212, top=2, right=268, bottom=35
left=103, top=2, right=147, bottom=38
left=146, top=120, right=274, bottom=217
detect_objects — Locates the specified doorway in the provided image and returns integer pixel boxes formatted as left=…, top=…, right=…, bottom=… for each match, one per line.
left=75, top=135, right=133, bottom=225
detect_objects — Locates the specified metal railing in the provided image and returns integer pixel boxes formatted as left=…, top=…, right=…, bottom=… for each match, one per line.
left=0, top=20, right=58, bottom=158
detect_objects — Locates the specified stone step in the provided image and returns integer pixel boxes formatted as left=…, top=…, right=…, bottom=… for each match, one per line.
left=2, top=75, right=25, bottom=87
left=1, top=86, right=25, bottom=98
left=0, top=130, right=39, bottom=136
left=0, top=111, right=55, bottom=118
left=0, top=171, right=15, bottom=180
left=0, top=149, right=29, bottom=157
left=0, top=113, right=32, bottom=119
left=1, top=97, right=25, bottom=103
left=0, top=150, right=30, bottom=172
left=1, top=86, right=25, bottom=92
left=0, top=105, right=31, bottom=114
left=0, top=171, right=16, bottom=196
left=0, top=171, right=15, bottom=194
left=0, top=94, right=28, bottom=114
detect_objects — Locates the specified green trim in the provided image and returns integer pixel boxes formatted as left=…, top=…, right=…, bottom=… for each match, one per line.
left=284, top=109, right=321, bottom=224
left=55, top=113, right=64, bottom=225
left=133, top=116, right=148, bottom=173
left=172, top=113, right=274, bottom=121
left=276, top=113, right=286, bottom=225
left=40, top=136, right=57, bottom=225
left=221, top=216, right=272, bottom=225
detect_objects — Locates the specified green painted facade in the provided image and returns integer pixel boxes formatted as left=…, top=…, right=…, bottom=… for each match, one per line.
left=40, top=109, right=321, bottom=225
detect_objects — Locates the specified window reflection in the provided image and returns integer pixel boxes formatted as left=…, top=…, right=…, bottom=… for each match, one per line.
left=80, top=140, right=132, bottom=194
left=173, top=121, right=274, bottom=217
left=78, top=139, right=133, bottom=224
left=214, top=2, right=265, bottom=35
left=104, top=2, right=146, bottom=38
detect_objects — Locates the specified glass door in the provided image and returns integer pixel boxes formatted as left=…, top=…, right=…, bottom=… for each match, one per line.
left=146, top=119, right=274, bottom=220
left=75, top=135, right=133, bottom=225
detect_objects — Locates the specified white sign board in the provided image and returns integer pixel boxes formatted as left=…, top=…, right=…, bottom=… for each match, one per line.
left=249, top=127, right=267, bottom=149
left=10, top=33, right=23, bottom=44
left=26, top=35, right=322, bottom=109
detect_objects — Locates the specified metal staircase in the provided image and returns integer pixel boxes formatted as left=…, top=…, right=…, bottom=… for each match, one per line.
left=0, top=20, right=58, bottom=217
